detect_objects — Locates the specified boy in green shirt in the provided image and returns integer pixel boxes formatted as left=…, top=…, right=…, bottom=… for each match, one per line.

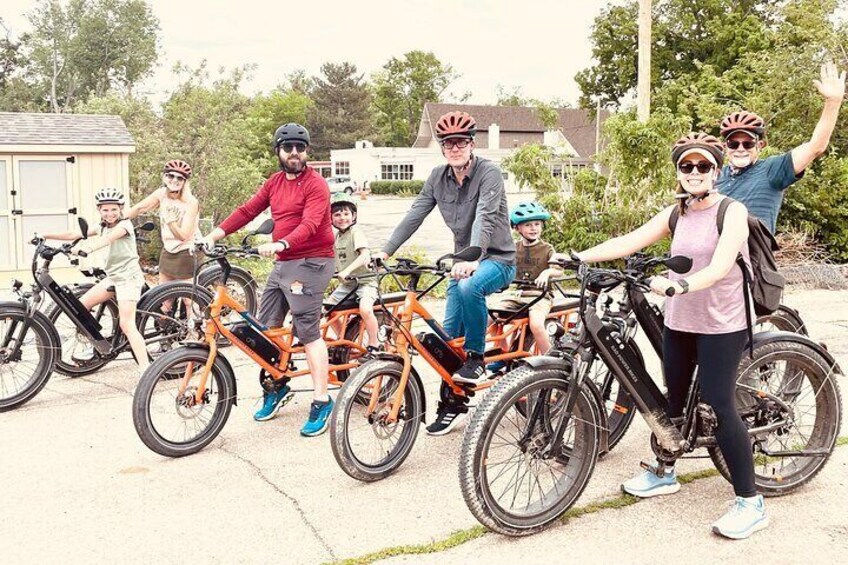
left=488, top=202, right=562, bottom=371
left=324, top=193, right=380, bottom=355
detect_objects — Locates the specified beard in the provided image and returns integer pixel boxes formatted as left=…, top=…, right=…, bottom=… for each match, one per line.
left=279, top=153, right=307, bottom=174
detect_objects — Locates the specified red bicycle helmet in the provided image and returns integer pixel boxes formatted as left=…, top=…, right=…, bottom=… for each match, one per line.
left=435, top=111, right=477, bottom=140
left=163, top=159, right=192, bottom=179
left=671, top=132, right=725, bottom=167
left=720, top=111, right=765, bottom=138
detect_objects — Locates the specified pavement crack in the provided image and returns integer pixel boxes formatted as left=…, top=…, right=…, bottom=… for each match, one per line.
left=219, top=443, right=337, bottom=560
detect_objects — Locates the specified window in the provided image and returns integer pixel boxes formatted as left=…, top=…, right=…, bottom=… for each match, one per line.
left=335, top=161, right=350, bottom=176
left=380, top=163, right=414, bottom=180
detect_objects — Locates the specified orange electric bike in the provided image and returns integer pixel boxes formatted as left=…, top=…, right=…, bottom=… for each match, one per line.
left=131, top=220, right=405, bottom=457
left=329, top=247, right=582, bottom=482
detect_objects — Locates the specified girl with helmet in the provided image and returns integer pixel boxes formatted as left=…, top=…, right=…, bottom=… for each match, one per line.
left=571, top=133, right=769, bottom=540
left=324, top=192, right=381, bottom=356
left=489, top=202, right=563, bottom=368
left=125, top=159, right=202, bottom=284
left=717, top=62, right=845, bottom=234
left=42, top=188, right=149, bottom=371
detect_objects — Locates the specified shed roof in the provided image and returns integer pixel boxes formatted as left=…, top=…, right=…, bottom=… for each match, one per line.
left=0, top=112, right=135, bottom=148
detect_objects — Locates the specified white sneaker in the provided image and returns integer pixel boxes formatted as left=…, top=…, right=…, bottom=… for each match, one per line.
left=712, top=495, right=769, bottom=540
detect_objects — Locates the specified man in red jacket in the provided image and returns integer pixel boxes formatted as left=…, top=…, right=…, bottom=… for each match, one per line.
left=201, top=123, right=336, bottom=437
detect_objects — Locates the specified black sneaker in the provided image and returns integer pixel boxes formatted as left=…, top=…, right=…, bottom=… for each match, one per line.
left=452, top=352, right=486, bottom=385
left=425, top=401, right=468, bottom=436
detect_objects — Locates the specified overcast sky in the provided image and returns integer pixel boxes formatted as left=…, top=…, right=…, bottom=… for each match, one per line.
left=3, top=0, right=617, bottom=105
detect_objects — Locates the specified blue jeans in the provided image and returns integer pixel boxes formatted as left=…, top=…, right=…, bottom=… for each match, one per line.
left=443, top=259, right=516, bottom=354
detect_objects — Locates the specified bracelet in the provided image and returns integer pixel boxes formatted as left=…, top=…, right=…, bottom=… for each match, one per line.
left=678, top=279, right=690, bottom=294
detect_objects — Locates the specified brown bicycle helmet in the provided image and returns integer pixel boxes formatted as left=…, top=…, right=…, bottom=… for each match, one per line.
left=720, top=111, right=765, bottom=138
left=163, top=159, right=192, bottom=179
left=435, top=111, right=477, bottom=140
left=671, top=132, right=725, bottom=168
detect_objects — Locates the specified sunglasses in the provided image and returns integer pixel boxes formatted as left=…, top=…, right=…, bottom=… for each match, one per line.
left=441, top=139, right=471, bottom=150
left=726, top=139, right=758, bottom=150
left=678, top=161, right=715, bottom=174
left=281, top=142, right=307, bottom=154
left=164, top=172, right=186, bottom=182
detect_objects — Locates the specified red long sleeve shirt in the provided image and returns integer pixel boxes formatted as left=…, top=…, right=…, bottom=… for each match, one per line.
left=219, top=167, right=334, bottom=261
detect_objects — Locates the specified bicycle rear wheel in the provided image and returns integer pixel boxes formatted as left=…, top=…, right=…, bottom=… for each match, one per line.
left=459, top=366, right=601, bottom=536
left=132, top=347, right=236, bottom=457
left=330, top=359, right=423, bottom=481
left=710, top=339, right=842, bottom=496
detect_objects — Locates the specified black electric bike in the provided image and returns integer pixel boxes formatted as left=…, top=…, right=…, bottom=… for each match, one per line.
left=459, top=255, right=842, bottom=536
left=0, top=218, right=211, bottom=410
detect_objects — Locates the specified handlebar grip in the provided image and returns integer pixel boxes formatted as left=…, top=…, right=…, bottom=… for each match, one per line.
left=77, top=250, right=88, bottom=258
left=665, top=286, right=675, bottom=297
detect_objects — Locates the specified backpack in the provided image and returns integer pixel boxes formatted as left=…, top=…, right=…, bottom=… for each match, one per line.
left=669, top=198, right=785, bottom=355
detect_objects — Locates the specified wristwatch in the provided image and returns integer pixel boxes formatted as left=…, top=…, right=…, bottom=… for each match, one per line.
left=678, top=279, right=690, bottom=294
left=276, top=239, right=289, bottom=251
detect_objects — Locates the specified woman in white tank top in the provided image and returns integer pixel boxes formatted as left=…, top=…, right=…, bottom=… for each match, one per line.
left=125, top=159, right=201, bottom=282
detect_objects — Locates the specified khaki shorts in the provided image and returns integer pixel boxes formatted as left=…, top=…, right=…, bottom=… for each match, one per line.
left=489, top=292, right=552, bottom=318
left=325, top=283, right=378, bottom=310
left=107, top=276, right=143, bottom=302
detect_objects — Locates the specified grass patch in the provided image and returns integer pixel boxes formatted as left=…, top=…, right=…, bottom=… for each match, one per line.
left=328, top=526, right=487, bottom=565
left=837, top=436, right=848, bottom=447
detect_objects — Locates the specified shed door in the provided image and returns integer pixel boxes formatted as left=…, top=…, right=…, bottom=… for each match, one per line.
left=11, top=156, right=75, bottom=270
left=0, top=157, right=15, bottom=270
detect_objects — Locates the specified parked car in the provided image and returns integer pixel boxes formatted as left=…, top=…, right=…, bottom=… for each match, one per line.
left=327, top=176, right=357, bottom=194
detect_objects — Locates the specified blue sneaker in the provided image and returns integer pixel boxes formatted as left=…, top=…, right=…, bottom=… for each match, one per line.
left=621, top=468, right=681, bottom=498
left=712, top=495, right=769, bottom=540
left=300, top=398, right=334, bottom=437
left=486, top=360, right=507, bottom=374
left=253, top=385, right=293, bottom=421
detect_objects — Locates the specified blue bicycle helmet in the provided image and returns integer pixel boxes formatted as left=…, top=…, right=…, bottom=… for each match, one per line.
left=510, top=202, right=551, bottom=227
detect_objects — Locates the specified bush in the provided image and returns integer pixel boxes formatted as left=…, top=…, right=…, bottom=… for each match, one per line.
left=370, top=180, right=425, bottom=195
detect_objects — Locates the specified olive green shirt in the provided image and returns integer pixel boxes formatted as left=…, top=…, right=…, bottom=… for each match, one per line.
left=335, top=225, right=376, bottom=287
left=102, top=219, right=143, bottom=282
left=515, top=239, right=555, bottom=296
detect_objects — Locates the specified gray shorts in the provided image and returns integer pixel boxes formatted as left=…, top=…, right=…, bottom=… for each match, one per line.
left=257, top=257, right=334, bottom=344
left=325, top=283, right=378, bottom=310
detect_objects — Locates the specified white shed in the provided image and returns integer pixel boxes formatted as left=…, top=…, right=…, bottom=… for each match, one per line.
left=0, top=112, right=135, bottom=283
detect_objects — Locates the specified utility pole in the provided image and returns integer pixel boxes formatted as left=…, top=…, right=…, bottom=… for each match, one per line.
left=637, top=0, right=652, bottom=122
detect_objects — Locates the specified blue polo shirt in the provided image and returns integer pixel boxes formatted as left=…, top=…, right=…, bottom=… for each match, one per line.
left=716, top=152, right=802, bottom=233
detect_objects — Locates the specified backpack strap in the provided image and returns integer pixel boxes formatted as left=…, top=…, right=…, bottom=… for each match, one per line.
left=715, top=196, right=734, bottom=235
left=668, top=206, right=680, bottom=234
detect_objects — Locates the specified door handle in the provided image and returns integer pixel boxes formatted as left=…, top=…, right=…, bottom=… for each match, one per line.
left=11, top=210, right=23, bottom=215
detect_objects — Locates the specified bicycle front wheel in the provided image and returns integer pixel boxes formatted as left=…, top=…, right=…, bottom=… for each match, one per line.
left=710, top=339, right=842, bottom=496
left=459, top=366, right=601, bottom=536
left=132, top=347, right=236, bottom=457
left=330, top=359, right=423, bottom=482
left=0, top=306, right=58, bottom=412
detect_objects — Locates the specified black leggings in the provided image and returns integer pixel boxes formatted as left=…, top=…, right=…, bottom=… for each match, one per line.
left=663, top=327, right=756, bottom=497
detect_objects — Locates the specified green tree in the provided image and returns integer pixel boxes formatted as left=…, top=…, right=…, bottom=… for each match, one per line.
left=575, top=0, right=775, bottom=108
left=23, top=0, right=159, bottom=112
left=371, top=50, right=459, bottom=146
left=0, top=17, right=44, bottom=111
left=307, top=61, right=374, bottom=159
left=495, top=84, right=527, bottom=106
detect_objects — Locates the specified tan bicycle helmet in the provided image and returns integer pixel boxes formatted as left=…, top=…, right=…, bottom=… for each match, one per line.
left=435, top=111, right=477, bottom=140
left=671, top=132, right=725, bottom=167
left=163, top=159, right=192, bottom=179
left=720, top=111, right=765, bottom=138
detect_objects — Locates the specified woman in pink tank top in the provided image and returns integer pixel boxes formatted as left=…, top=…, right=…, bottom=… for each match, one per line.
left=568, top=133, right=768, bottom=540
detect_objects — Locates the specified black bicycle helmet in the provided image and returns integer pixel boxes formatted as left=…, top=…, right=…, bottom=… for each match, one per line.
left=272, top=123, right=310, bottom=149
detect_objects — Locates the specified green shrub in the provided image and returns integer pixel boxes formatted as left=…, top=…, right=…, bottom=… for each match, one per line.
left=370, top=180, right=425, bottom=195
